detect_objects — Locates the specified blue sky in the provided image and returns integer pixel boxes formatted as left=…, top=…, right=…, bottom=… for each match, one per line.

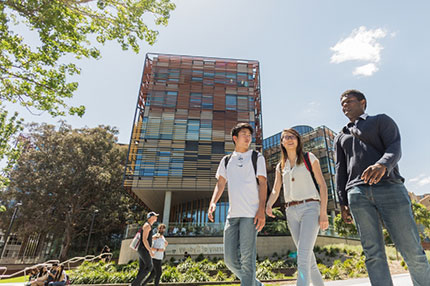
left=11, top=0, right=430, bottom=195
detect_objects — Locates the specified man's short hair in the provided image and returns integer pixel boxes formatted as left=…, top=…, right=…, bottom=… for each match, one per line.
left=340, top=89, right=367, bottom=109
left=231, top=122, right=254, bottom=138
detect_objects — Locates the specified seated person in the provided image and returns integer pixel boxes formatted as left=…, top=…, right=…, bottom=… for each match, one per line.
left=45, top=263, right=58, bottom=286
left=31, top=266, right=48, bottom=286
left=26, top=268, right=38, bottom=286
left=47, top=264, right=67, bottom=286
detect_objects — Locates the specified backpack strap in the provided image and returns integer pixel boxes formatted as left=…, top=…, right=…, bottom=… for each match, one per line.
left=251, top=150, right=258, bottom=176
left=303, top=152, right=320, bottom=193
left=224, top=153, right=233, bottom=169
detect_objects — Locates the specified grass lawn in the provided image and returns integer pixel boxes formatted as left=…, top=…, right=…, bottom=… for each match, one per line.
left=0, top=275, right=27, bottom=283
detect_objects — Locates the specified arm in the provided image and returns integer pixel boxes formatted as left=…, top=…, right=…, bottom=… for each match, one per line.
left=361, top=114, right=401, bottom=185
left=141, top=223, right=154, bottom=256
left=265, top=165, right=282, bottom=218
left=208, top=176, right=226, bottom=222
left=335, top=136, right=353, bottom=223
left=254, top=175, right=267, bottom=231
left=312, top=158, right=329, bottom=230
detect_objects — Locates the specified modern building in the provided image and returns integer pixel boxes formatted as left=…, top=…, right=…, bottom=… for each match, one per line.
left=262, top=125, right=339, bottom=215
left=124, top=53, right=263, bottom=226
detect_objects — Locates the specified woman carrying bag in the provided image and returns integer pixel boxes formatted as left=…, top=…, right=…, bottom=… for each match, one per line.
left=266, top=128, right=329, bottom=286
left=131, top=211, right=158, bottom=286
left=142, top=223, right=168, bottom=286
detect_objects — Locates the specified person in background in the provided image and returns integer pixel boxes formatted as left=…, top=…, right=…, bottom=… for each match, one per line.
left=30, top=266, right=48, bottom=286
left=100, top=245, right=111, bottom=263
left=47, top=264, right=66, bottom=286
left=266, top=128, right=328, bottom=286
left=142, top=223, right=168, bottom=286
left=130, top=211, right=158, bottom=286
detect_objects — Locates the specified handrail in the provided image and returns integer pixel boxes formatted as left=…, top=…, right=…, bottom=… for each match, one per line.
left=0, top=253, right=112, bottom=280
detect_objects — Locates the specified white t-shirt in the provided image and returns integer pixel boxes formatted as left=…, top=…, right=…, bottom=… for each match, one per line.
left=152, top=235, right=166, bottom=260
left=216, top=150, right=267, bottom=218
left=277, top=152, right=320, bottom=203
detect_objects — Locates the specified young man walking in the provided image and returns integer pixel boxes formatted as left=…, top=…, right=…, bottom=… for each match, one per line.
left=208, top=122, right=267, bottom=286
left=335, top=89, right=430, bottom=286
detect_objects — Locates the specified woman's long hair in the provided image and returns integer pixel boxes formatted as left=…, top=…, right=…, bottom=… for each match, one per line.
left=280, top=128, right=304, bottom=171
left=54, top=265, right=64, bottom=281
left=155, top=223, right=166, bottom=238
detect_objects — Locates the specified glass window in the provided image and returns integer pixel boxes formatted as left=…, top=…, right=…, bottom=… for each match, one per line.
left=190, top=93, right=202, bottom=108
left=185, top=141, right=199, bottom=151
left=226, top=95, right=237, bottom=110
left=202, top=94, right=213, bottom=109
left=212, top=142, right=225, bottom=154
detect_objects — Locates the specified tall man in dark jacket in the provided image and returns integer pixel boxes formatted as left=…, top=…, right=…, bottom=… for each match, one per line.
left=335, top=89, right=430, bottom=286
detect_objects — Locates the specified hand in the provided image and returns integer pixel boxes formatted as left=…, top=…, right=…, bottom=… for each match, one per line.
left=319, top=213, right=329, bottom=230
left=254, top=208, right=266, bottom=232
left=265, top=205, right=275, bottom=218
left=150, top=250, right=155, bottom=257
left=208, top=203, right=216, bottom=222
left=361, top=163, right=386, bottom=185
left=341, top=205, right=353, bottom=224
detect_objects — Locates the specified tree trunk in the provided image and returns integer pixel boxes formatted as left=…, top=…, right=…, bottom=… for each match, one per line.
left=59, top=214, right=73, bottom=261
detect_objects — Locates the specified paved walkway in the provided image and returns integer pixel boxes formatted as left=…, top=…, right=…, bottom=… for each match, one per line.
left=279, top=273, right=412, bottom=285
left=2, top=274, right=413, bottom=286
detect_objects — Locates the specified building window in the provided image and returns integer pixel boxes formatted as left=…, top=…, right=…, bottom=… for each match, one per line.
left=190, top=93, right=202, bottom=108
left=226, top=95, right=237, bottom=110
left=186, top=120, right=200, bottom=140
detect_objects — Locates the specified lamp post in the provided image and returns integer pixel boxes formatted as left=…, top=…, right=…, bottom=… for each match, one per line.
left=0, top=202, right=23, bottom=258
left=85, top=209, right=99, bottom=255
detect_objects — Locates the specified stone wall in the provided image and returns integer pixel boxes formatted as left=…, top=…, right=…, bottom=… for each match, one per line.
left=119, top=235, right=360, bottom=264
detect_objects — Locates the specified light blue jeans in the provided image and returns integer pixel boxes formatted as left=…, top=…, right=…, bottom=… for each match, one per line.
left=348, top=182, right=430, bottom=286
left=224, top=217, right=263, bottom=286
left=286, top=201, right=324, bottom=286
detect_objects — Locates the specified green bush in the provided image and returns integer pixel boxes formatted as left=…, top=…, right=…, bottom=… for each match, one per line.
left=183, top=266, right=210, bottom=282
left=160, top=266, right=182, bottom=282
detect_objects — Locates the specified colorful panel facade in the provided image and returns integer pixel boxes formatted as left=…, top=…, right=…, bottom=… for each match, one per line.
left=124, top=53, right=262, bottom=217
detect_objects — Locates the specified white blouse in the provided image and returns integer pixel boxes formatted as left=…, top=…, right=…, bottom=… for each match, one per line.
left=277, top=152, right=320, bottom=203
left=152, top=235, right=167, bottom=260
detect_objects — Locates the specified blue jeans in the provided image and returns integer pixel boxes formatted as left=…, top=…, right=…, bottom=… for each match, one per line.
left=224, top=217, right=263, bottom=286
left=348, top=182, right=430, bottom=286
left=286, top=201, right=324, bottom=286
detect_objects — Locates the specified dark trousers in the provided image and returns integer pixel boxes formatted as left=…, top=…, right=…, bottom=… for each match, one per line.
left=142, top=258, right=162, bottom=286
left=131, top=247, right=153, bottom=286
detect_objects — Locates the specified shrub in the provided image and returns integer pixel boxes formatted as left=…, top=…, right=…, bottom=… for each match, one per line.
left=161, top=266, right=182, bottom=282
left=183, top=266, right=210, bottom=282
left=256, top=266, right=275, bottom=280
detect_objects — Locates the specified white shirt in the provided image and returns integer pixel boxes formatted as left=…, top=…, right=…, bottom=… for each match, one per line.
left=152, top=235, right=166, bottom=260
left=277, top=152, right=320, bottom=203
left=216, top=150, right=267, bottom=218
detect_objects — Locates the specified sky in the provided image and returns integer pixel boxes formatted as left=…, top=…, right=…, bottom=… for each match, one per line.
left=9, top=0, right=430, bottom=195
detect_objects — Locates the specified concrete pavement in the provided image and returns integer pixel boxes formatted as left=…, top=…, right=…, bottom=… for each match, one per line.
left=279, top=273, right=412, bottom=285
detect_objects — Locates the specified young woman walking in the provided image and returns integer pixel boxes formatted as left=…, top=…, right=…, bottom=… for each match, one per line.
left=266, top=128, right=329, bottom=286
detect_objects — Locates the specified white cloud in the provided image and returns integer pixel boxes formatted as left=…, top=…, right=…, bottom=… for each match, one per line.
left=330, top=26, right=389, bottom=76
left=353, top=63, right=379, bottom=76
left=409, top=174, right=430, bottom=187
left=304, top=101, right=320, bottom=114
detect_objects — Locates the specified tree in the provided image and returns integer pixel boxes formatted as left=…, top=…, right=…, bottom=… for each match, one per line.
left=0, top=0, right=175, bottom=186
left=0, top=122, right=144, bottom=260
left=334, top=213, right=358, bottom=238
